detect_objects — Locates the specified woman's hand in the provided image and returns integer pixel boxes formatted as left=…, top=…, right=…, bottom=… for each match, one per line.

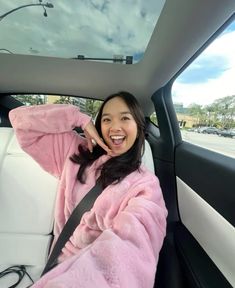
left=84, top=121, right=112, bottom=154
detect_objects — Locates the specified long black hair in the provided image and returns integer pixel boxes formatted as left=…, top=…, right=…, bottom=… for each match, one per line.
left=70, top=91, right=146, bottom=188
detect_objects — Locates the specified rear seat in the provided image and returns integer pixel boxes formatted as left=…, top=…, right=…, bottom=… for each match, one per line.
left=0, top=127, right=155, bottom=287
left=0, top=127, right=58, bottom=287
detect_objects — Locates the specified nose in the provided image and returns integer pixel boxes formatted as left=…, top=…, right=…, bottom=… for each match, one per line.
left=110, top=119, right=121, bottom=132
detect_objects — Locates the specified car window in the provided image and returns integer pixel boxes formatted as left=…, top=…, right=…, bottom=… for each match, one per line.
left=0, top=0, right=165, bottom=63
left=172, top=20, right=235, bottom=159
left=12, top=94, right=102, bottom=120
left=150, top=112, right=158, bottom=126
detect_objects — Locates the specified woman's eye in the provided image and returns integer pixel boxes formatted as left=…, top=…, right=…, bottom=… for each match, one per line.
left=122, top=116, right=130, bottom=121
left=102, top=118, right=110, bottom=122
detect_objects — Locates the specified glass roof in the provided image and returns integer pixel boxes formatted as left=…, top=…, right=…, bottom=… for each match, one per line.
left=0, top=0, right=165, bottom=63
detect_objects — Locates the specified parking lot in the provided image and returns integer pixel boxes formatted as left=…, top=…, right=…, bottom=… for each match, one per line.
left=181, top=130, right=235, bottom=158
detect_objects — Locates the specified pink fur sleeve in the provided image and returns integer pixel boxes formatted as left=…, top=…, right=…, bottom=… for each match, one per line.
left=9, top=104, right=91, bottom=178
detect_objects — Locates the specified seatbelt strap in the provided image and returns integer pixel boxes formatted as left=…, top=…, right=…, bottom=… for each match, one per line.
left=41, top=179, right=103, bottom=276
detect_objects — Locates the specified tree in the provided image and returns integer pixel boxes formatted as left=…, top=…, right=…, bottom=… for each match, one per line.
left=188, top=103, right=206, bottom=126
left=220, top=95, right=234, bottom=129
left=208, top=95, right=235, bottom=129
left=204, top=102, right=220, bottom=127
left=14, top=94, right=45, bottom=105
left=150, top=112, right=158, bottom=125
left=85, top=99, right=102, bottom=119
left=54, top=96, right=74, bottom=105
left=187, top=95, right=235, bottom=129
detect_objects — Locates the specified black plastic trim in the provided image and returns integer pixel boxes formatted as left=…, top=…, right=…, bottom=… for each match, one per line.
left=0, top=94, right=24, bottom=109
left=145, top=108, right=180, bottom=225
left=175, top=223, right=232, bottom=288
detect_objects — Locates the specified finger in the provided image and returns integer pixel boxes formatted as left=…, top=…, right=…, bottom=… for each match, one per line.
left=91, top=139, right=97, bottom=146
left=84, top=131, right=92, bottom=152
left=87, top=138, right=93, bottom=153
left=86, top=128, right=109, bottom=151
left=90, top=134, right=113, bottom=154
left=84, top=122, right=112, bottom=154
left=107, top=150, right=116, bottom=157
left=95, top=138, right=112, bottom=154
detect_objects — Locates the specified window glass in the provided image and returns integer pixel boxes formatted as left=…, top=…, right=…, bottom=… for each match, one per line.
left=12, top=94, right=102, bottom=120
left=0, top=0, right=165, bottom=63
left=172, top=20, right=235, bottom=159
left=150, top=112, right=158, bottom=126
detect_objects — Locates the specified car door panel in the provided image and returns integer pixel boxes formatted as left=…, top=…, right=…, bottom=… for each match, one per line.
left=175, top=224, right=233, bottom=288
left=176, top=143, right=235, bottom=226
left=175, top=144, right=235, bottom=287
left=150, top=85, right=235, bottom=288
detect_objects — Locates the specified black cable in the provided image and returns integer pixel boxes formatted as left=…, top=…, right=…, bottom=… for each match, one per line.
left=0, top=265, right=34, bottom=287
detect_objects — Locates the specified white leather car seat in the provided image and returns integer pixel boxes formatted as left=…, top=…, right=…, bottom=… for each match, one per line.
left=0, top=127, right=58, bottom=287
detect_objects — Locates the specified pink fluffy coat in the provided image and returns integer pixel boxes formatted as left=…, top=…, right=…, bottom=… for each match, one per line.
left=9, top=104, right=167, bottom=288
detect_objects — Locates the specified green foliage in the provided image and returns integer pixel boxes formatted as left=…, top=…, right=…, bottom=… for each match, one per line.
left=13, top=94, right=45, bottom=105
left=13, top=95, right=103, bottom=119
left=150, top=112, right=158, bottom=126
left=187, top=95, right=235, bottom=129
left=54, top=96, right=74, bottom=104
left=85, top=99, right=102, bottom=119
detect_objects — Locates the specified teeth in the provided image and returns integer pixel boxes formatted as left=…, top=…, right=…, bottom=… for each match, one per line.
left=110, top=135, right=125, bottom=140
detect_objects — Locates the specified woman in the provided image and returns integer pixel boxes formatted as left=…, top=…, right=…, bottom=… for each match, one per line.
left=9, top=91, right=167, bottom=288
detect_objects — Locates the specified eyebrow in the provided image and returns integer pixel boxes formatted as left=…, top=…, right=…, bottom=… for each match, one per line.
left=101, top=112, right=132, bottom=118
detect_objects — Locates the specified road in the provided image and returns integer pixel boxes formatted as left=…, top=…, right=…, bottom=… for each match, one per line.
left=181, top=131, right=235, bottom=159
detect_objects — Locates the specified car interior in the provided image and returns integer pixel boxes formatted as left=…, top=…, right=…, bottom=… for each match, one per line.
left=0, top=0, right=235, bottom=287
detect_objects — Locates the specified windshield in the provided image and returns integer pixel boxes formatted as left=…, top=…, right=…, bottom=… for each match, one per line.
left=0, top=0, right=165, bottom=63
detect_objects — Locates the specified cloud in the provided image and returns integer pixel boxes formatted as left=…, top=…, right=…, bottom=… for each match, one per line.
left=177, top=55, right=229, bottom=84
left=173, top=26, right=235, bottom=107
left=0, top=0, right=165, bottom=61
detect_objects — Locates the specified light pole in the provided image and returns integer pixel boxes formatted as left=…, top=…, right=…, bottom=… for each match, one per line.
left=0, top=1, right=54, bottom=22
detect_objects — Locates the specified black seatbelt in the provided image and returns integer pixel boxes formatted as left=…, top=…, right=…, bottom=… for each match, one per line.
left=41, top=179, right=103, bottom=276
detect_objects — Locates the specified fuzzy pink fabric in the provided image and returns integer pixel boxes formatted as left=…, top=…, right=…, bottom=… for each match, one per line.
left=9, top=104, right=167, bottom=288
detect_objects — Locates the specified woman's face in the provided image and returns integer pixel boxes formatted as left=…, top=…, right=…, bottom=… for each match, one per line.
left=101, top=97, right=138, bottom=156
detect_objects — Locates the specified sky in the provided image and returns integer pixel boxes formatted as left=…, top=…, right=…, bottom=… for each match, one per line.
left=0, top=0, right=165, bottom=62
left=172, top=22, right=235, bottom=107
left=0, top=0, right=234, bottom=108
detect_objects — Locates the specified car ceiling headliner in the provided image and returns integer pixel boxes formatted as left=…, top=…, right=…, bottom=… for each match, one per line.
left=0, top=0, right=235, bottom=115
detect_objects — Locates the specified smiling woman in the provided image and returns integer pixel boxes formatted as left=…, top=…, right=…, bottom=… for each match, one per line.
left=7, top=91, right=167, bottom=288
left=0, top=0, right=165, bottom=62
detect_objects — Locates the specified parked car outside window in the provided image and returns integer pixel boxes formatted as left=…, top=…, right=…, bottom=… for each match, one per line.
left=201, top=127, right=221, bottom=134
left=218, top=129, right=235, bottom=138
